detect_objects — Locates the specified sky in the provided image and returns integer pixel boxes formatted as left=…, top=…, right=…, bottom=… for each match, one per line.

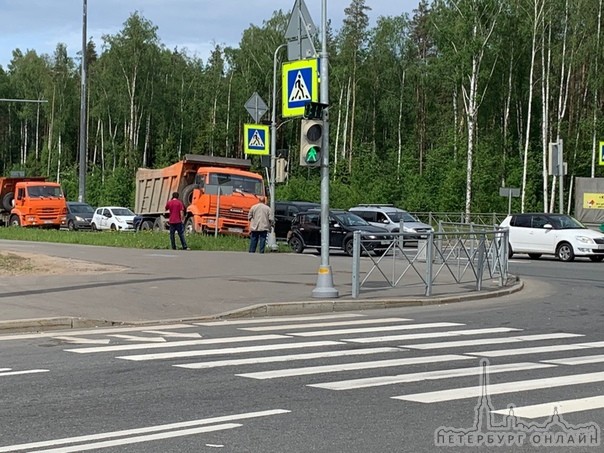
left=0, top=0, right=419, bottom=70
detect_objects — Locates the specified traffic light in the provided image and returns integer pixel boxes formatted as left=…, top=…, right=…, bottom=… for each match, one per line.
left=300, top=119, right=323, bottom=167
left=304, top=101, right=328, bottom=120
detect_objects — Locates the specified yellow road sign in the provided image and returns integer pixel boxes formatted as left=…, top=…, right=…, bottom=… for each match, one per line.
left=244, top=124, right=269, bottom=155
left=282, top=58, right=318, bottom=118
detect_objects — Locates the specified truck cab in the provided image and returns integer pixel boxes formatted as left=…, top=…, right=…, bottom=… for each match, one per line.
left=1, top=179, right=67, bottom=228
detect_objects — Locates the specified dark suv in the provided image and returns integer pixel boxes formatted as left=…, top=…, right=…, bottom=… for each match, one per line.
left=287, top=209, right=391, bottom=256
left=274, top=201, right=320, bottom=239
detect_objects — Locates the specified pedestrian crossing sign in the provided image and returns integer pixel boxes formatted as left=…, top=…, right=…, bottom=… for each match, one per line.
left=282, top=58, right=319, bottom=118
left=600, top=141, right=604, bottom=166
left=244, top=124, right=270, bottom=155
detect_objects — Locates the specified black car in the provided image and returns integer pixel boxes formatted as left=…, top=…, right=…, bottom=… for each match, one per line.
left=66, top=202, right=95, bottom=230
left=274, top=201, right=320, bottom=239
left=287, top=209, right=391, bottom=256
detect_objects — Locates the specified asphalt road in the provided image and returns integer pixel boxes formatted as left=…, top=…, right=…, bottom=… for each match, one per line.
left=0, top=257, right=603, bottom=452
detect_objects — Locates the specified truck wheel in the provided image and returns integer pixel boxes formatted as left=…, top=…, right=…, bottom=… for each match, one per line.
left=185, top=217, right=195, bottom=234
left=141, top=220, right=153, bottom=231
left=2, top=193, right=14, bottom=212
left=9, top=215, right=20, bottom=227
left=181, top=184, right=196, bottom=207
left=153, top=217, right=166, bottom=231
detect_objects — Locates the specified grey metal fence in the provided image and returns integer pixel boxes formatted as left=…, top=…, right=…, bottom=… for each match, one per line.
left=351, top=226, right=510, bottom=298
left=410, top=212, right=508, bottom=228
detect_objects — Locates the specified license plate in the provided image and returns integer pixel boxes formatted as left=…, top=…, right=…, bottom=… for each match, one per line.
left=229, top=227, right=243, bottom=233
left=381, top=240, right=390, bottom=245
left=420, top=235, right=427, bottom=239
left=44, top=220, right=52, bottom=224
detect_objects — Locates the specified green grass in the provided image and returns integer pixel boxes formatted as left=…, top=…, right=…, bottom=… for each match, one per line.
left=0, top=227, right=271, bottom=252
left=0, top=252, right=35, bottom=273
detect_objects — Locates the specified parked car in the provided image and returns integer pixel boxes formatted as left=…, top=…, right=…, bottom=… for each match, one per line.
left=91, top=207, right=136, bottom=231
left=287, top=209, right=391, bottom=256
left=500, top=213, right=604, bottom=262
left=274, top=201, right=320, bottom=239
left=65, top=202, right=95, bottom=231
left=349, top=204, right=433, bottom=240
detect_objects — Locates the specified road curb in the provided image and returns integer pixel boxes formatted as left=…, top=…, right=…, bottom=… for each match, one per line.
left=0, top=317, right=115, bottom=333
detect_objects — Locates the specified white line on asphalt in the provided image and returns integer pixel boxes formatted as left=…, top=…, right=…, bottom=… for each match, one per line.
left=0, top=368, right=11, bottom=372
left=0, top=324, right=195, bottom=341
left=53, top=337, right=111, bottom=345
left=142, top=330, right=202, bottom=338
left=195, top=314, right=365, bottom=326
left=109, top=334, right=166, bottom=343
left=392, top=371, right=604, bottom=403
left=309, top=362, right=555, bottom=390
left=288, top=322, right=466, bottom=337
left=466, top=341, right=604, bottom=357
left=239, top=317, right=412, bottom=332
left=174, top=347, right=402, bottom=369
left=401, top=333, right=584, bottom=350
left=342, top=327, right=522, bottom=344
left=236, top=354, right=474, bottom=380
left=65, top=334, right=290, bottom=354
left=491, top=395, right=604, bottom=419
left=0, top=409, right=290, bottom=452
left=25, top=424, right=242, bottom=452
left=118, top=341, right=344, bottom=361
left=542, top=354, right=604, bottom=365
left=0, top=369, right=49, bottom=377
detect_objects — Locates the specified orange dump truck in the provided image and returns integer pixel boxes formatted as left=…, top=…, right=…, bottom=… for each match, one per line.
left=135, top=154, right=265, bottom=235
left=0, top=177, right=67, bottom=228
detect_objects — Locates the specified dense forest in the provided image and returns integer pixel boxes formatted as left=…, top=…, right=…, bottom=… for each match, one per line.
left=0, top=0, right=603, bottom=216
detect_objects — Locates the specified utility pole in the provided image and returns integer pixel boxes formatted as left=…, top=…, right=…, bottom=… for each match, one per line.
left=78, top=0, right=88, bottom=203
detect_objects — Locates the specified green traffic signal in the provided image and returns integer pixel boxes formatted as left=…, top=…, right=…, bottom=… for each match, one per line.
left=305, top=146, right=320, bottom=164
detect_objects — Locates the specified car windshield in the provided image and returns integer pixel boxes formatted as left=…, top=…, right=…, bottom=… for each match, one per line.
left=27, top=185, right=63, bottom=198
left=333, top=212, right=370, bottom=227
left=69, top=204, right=94, bottom=214
left=547, top=215, right=586, bottom=229
left=388, top=212, right=418, bottom=223
left=209, top=173, right=264, bottom=195
left=112, top=208, right=134, bottom=216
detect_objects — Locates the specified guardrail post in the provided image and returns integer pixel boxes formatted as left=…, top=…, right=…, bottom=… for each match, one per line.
left=425, top=231, right=434, bottom=296
left=476, top=233, right=485, bottom=291
left=501, top=229, right=509, bottom=284
left=352, top=230, right=361, bottom=298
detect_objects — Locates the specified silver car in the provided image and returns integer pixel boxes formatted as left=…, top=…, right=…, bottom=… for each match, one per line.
left=349, top=205, right=433, bottom=239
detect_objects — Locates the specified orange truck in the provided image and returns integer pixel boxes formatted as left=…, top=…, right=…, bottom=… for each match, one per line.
left=0, top=177, right=67, bottom=228
left=135, top=154, right=265, bottom=235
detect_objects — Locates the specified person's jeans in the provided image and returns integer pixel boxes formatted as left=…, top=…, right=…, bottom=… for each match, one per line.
left=169, top=223, right=187, bottom=250
left=249, top=230, right=268, bottom=253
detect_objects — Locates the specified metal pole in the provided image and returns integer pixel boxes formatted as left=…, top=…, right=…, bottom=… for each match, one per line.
left=558, top=139, right=564, bottom=214
left=268, top=43, right=287, bottom=251
left=312, top=0, right=338, bottom=298
left=78, top=0, right=88, bottom=203
left=352, top=231, right=361, bottom=298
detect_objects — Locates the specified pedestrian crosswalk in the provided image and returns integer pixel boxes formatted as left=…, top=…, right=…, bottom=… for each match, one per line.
left=57, top=313, right=604, bottom=421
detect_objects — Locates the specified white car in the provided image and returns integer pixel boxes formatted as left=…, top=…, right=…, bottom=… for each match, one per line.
left=500, top=213, right=604, bottom=262
left=91, top=206, right=136, bottom=231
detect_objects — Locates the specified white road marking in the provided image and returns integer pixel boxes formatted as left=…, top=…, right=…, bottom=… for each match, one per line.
left=343, top=327, right=522, bottom=344
left=174, top=347, right=402, bottom=369
left=109, top=334, right=166, bottom=343
left=238, top=318, right=411, bottom=332
left=0, top=324, right=195, bottom=341
left=542, top=354, right=604, bottom=365
left=0, top=368, right=11, bottom=372
left=53, top=337, right=111, bottom=345
left=195, top=314, right=365, bottom=326
left=237, top=354, right=473, bottom=380
left=492, top=395, right=604, bottom=419
left=402, top=333, right=584, bottom=350
left=289, top=322, right=466, bottom=337
left=392, top=371, right=604, bottom=403
left=467, top=341, right=604, bottom=357
left=309, top=362, right=555, bottom=390
left=118, top=341, right=344, bottom=361
left=65, top=334, right=289, bottom=354
left=26, top=424, right=242, bottom=452
left=142, top=330, right=202, bottom=338
left=0, top=409, right=290, bottom=452
left=0, top=369, right=49, bottom=377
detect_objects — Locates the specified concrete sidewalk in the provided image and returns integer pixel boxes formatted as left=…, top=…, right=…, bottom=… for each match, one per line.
left=0, top=239, right=522, bottom=332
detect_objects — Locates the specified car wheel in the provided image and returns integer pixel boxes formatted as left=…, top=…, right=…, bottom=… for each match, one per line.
left=110, top=223, right=117, bottom=231
left=9, top=215, right=20, bottom=227
left=589, top=256, right=604, bottom=262
left=288, top=235, right=305, bottom=253
left=344, top=239, right=354, bottom=257
left=91, top=223, right=98, bottom=231
left=508, top=243, right=514, bottom=259
left=528, top=253, right=541, bottom=260
left=68, top=220, right=77, bottom=231
left=556, top=242, right=575, bottom=262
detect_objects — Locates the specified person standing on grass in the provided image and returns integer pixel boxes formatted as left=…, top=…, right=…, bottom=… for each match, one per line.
left=248, top=196, right=274, bottom=253
left=165, top=192, right=188, bottom=250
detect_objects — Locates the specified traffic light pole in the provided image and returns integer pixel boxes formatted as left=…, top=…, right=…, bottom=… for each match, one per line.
left=312, top=0, right=339, bottom=299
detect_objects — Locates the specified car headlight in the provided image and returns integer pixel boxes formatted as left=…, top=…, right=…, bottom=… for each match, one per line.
left=366, top=235, right=377, bottom=240
left=576, top=236, right=595, bottom=244
left=75, top=216, right=84, bottom=221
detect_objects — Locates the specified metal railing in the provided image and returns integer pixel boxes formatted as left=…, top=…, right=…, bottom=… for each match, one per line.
left=410, top=212, right=508, bottom=228
left=351, top=226, right=510, bottom=298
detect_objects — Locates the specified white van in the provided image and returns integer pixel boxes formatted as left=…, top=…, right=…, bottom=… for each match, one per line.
left=349, top=204, right=433, bottom=239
